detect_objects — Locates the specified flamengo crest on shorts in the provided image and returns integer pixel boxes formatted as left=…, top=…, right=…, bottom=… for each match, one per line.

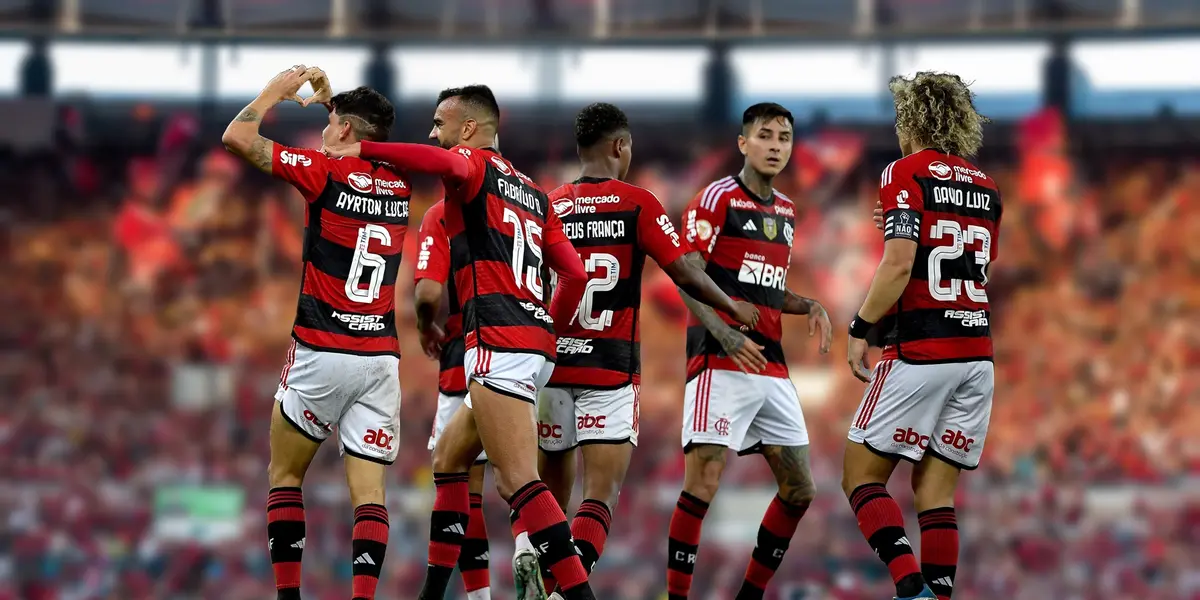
left=682, top=175, right=797, bottom=380
left=270, top=145, right=411, bottom=357
left=874, top=150, right=1002, bottom=363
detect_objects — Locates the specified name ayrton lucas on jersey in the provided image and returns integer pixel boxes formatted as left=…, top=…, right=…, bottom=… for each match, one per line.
left=335, top=191, right=409, bottom=219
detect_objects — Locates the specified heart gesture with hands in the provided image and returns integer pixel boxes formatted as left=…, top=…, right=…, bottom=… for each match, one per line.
left=258, top=65, right=333, bottom=108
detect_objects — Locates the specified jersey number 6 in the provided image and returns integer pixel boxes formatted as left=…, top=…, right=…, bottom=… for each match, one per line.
left=346, top=224, right=392, bottom=304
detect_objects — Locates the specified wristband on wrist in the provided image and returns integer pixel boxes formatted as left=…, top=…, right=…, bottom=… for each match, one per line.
left=849, top=314, right=874, bottom=339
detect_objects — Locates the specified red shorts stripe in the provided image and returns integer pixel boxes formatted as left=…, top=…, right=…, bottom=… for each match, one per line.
left=279, top=339, right=297, bottom=389
left=631, top=384, right=640, bottom=435
left=856, top=360, right=893, bottom=429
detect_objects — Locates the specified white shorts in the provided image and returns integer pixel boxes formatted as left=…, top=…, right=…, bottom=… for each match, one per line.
left=682, top=369, right=809, bottom=454
left=537, top=384, right=640, bottom=452
left=275, top=340, right=401, bottom=465
left=463, top=346, right=553, bottom=405
left=848, top=359, right=994, bottom=470
left=428, top=392, right=487, bottom=463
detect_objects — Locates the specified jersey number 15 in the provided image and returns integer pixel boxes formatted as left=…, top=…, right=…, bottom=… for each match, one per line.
left=503, top=207, right=545, bottom=301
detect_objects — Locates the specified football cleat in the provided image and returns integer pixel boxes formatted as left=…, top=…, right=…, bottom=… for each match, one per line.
left=894, top=585, right=938, bottom=600
left=512, top=547, right=547, bottom=600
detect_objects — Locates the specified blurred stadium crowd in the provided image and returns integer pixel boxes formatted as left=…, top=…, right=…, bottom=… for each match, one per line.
left=2, top=102, right=1196, bottom=600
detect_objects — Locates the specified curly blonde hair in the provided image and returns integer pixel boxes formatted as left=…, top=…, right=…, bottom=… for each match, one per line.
left=890, top=71, right=990, bottom=157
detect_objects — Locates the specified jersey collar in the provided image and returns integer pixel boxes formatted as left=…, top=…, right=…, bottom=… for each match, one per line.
left=733, top=175, right=776, bottom=206
left=573, top=176, right=613, bottom=185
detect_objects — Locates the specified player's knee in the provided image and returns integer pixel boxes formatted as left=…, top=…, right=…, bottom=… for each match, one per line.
left=779, top=479, right=816, bottom=507
left=493, top=472, right=529, bottom=503
left=582, top=476, right=622, bottom=509
left=682, top=467, right=722, bottom=503
left=267, top=460, right=305, bottom=488
left=431, top=443, right=472, bottom=474
left=911, top=471, right=957, bottom=511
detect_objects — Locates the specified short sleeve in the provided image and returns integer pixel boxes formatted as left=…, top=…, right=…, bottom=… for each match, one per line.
left=635, top=190, right=686, bottom=266
left=271, top=145, right=331, bottom=201
left=681, top=188, right=724, bottom=261
left=447, top=146, right=487, bottom=203
left=543, top=208, right=571, bottom=248
left=414, top=202, right=450, bottom=284
left=879, top=159, right=924, bottom=242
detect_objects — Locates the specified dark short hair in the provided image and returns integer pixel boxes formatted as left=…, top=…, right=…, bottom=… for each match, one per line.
left=742, top=102, right=794, bottom=132
left=437, top=84, right=501, bottom=122
left=574, top=102, right=630, bottom=148
left=329, top=86, right=395, bottom=142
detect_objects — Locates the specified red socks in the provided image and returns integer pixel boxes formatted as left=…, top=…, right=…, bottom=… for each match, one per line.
left=266, top=487, right=305, bottom=599
left=458, top=493, right=491, bottom=593
left=849, top=483, right=925, bottom=598
left=509, top=481, right=593, bottom=598
left=419, top=472, right=470, bottom=600
left=571, top=499, right=612, bottom=574
left=666, top=491, right=709, bottom=600
left=737, top=494, right=809, bottom=599
left=919, top=507, right=959, bottom=600
left=351, top=503, right=389, bottom=600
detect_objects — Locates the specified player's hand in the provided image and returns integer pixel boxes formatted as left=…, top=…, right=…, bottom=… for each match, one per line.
left=301, top=66, right=333, bottom=108
left=260, top=65, right=312, bottom=105
left=807, top=302, right=832, bottom=354
left=719, top=330, right=768, bottom=374
left=418, top=322, right=445, bottom=359
left=731, top=300, right=760, bottom=330
left=322, top=142, right=361, bottom=159
left=847, top=336, right=871, bottom=382
left=873, top=200, right=884, bottom=231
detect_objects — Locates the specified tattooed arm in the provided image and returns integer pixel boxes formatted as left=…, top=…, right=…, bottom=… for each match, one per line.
left=782, top=289, right=820, bottom=315
left=221, top=65, right=313, bottom=174
left=784, top=288, right=833, bottom=355
left=221, top=104, right=275, bottom=174
left=677, top=252, right=769, bottom=373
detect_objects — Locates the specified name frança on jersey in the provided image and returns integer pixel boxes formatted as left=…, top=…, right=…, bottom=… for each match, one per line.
left=553, top=192, right=634, bottom=243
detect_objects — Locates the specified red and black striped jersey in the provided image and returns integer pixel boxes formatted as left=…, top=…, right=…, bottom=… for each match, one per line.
left=545, top=177, right=687, bottom=389
left=874, top=149, right=1001, bottom=363
left=413, top=200, right=466, bottom=395
left=441, top=146, right=570, bottom=359
left=682, top=175, right=797, bottom=380
left=271, top=144, right=410, bottom=357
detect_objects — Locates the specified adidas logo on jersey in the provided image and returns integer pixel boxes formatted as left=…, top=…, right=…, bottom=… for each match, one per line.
left=353, top=553, right=376, bottom=565
left=742, top=220, right=757, bottom=231
left=443, top=523, right=466, bottom=535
